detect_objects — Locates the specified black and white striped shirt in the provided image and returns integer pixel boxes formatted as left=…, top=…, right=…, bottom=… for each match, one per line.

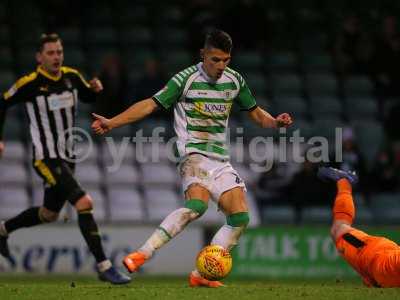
left=0, top=66, right=96, bottom=161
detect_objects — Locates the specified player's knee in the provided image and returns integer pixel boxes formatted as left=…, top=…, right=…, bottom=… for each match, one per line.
left=330, top=226, right=338, bottom=241
left=330, top=221, right=349, bottom=242
left=184, top=198, right=208, bottom=218
left=226, top=212, right=250, bottom=228
left=39, top=207, right=59, bottom=223
left=75, top=194, right=93, bottom=212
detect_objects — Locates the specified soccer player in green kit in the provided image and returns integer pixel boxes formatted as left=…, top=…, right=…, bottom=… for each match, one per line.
left=92, top=29, right=293, bottom=287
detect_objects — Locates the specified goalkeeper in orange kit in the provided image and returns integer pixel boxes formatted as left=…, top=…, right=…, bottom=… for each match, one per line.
left=318, top=167, right=400, bottom=288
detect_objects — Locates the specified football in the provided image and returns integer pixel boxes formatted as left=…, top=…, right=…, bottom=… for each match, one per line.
left=196, top=245, right=232, bottom=281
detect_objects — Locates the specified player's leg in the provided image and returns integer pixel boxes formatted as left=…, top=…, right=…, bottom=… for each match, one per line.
left=73, top=195, right=109, bottom=267
left=330, top=178, right=355, bottom=241
left=61, top=161, right=109, bottom=267
left=123, top=183, right=210, bottom=272
left=211, top=186, right=249, bottom=250
left=317, top=167, right=358, bottom=241
left=140, top=183, right=209, bottom=257
left=0, top=205, right=59, bottom=234
left=0, top=206, right=60, bottom=258
left=317, top=167, right=385, bottom=286
left=124, top=154, right=210, bottom=272
left=189, top=186, right=249, bottom=288
left=0, top=160, right=66, bottom=258
left=63, top=161, right=130, bottom=284
left=208, top=169, right=249, bottom=251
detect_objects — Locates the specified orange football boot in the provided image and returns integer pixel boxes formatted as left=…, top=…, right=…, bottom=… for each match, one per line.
left=123, top=251, right=148, bottom=273
left=189, top=271, right=225, bottom=288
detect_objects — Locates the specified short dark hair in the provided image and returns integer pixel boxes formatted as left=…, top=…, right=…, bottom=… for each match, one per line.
left=37, top=33, right=62, bottom=52
left=204, top=29, right=232, bottom=53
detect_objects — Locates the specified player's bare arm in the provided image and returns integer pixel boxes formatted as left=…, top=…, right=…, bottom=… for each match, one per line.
left=248, top=106, right=293, bottom=128
left=92, top=98, right=158, bottom=134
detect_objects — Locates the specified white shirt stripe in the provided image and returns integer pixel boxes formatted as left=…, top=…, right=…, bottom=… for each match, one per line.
left=186, top=116, right=224, bottom=127
left=186, top=89, right=237, bottom=100
left=36, top=96, right=57, bottom=158
left=65, top=106, right=74, bottom=158
left=26, top=102, right=44, bottom=160
left=53, top=109, right=67, bottom=159
left=224, top=72, right=241, bottom=93
left=73, top=88, right=78, bottom=115
left=172, top=77, right=182, bottom=87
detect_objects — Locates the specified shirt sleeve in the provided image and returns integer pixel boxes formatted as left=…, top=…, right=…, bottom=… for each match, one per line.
left=73, top=71, right=97, bottom=103
left=1, top=77, right=32, bottom=109
left=0, top=78, right=32, bottom=139
left=235, top=74, right=257, bottom=111
left=152, top=76, right=183, bottom=110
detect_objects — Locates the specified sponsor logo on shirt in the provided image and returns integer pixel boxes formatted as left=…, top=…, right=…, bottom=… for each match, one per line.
left=194, top=102, right=232, bottom=117
left=47, top=91, right=75, bottom=111
left=203, top=103, right=228, bottom=113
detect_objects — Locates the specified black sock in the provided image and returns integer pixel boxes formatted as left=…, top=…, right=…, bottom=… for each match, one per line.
left=4, top=207, right=43, bottom=234
left=78, top=211, right=107, bottom=263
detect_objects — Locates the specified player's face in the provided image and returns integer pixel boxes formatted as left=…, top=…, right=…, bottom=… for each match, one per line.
left=202, top=47, right=231, bottom=80
left=36, top=40, right=64, bottom=75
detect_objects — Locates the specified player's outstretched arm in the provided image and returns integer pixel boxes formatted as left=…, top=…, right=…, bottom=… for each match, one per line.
left=0, top=72, right=36, bottom=156
left=91, top=98, right=158, bottom=135
left=248, top=106, right=293, bottom=128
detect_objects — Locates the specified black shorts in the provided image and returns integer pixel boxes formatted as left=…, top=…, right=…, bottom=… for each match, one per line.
left=33, top=159, right=86, bottom=213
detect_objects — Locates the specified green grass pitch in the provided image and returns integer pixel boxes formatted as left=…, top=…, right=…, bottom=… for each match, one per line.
left=0, top=275, right=400, bottom=300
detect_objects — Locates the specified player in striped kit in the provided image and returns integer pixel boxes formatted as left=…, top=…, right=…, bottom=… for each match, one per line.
left=0, top=33, right=130, bottom=284
left=92, top=29, right=292, bottom=287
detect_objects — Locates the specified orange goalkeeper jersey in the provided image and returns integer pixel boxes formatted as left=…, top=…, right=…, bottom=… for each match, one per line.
left=336, top=228, right=400, bottom=287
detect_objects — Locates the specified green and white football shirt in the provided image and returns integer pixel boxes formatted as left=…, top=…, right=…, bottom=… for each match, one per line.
left=153, top=62, right=257, bottom=161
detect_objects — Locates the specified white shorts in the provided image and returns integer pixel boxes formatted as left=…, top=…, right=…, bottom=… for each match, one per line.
left=178, top=154, right=246, bottom=203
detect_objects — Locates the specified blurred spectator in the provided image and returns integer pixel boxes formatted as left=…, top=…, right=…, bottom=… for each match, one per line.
left=256, top=162, right=292, bottom=206
left=95, top=54, right=129, bottom=118
left=370, top=16, right=400, bottom=97
left=371, top=141, right=400, bottom=192
left=331, top=127, right=367, bottom=191
left=378, top=15, right=399, bottom=45
left=134, top=58, right=166, bottom=101
left=286, top=160, right=336, bottom=223
left=331, top=15, right=372, bottom=76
